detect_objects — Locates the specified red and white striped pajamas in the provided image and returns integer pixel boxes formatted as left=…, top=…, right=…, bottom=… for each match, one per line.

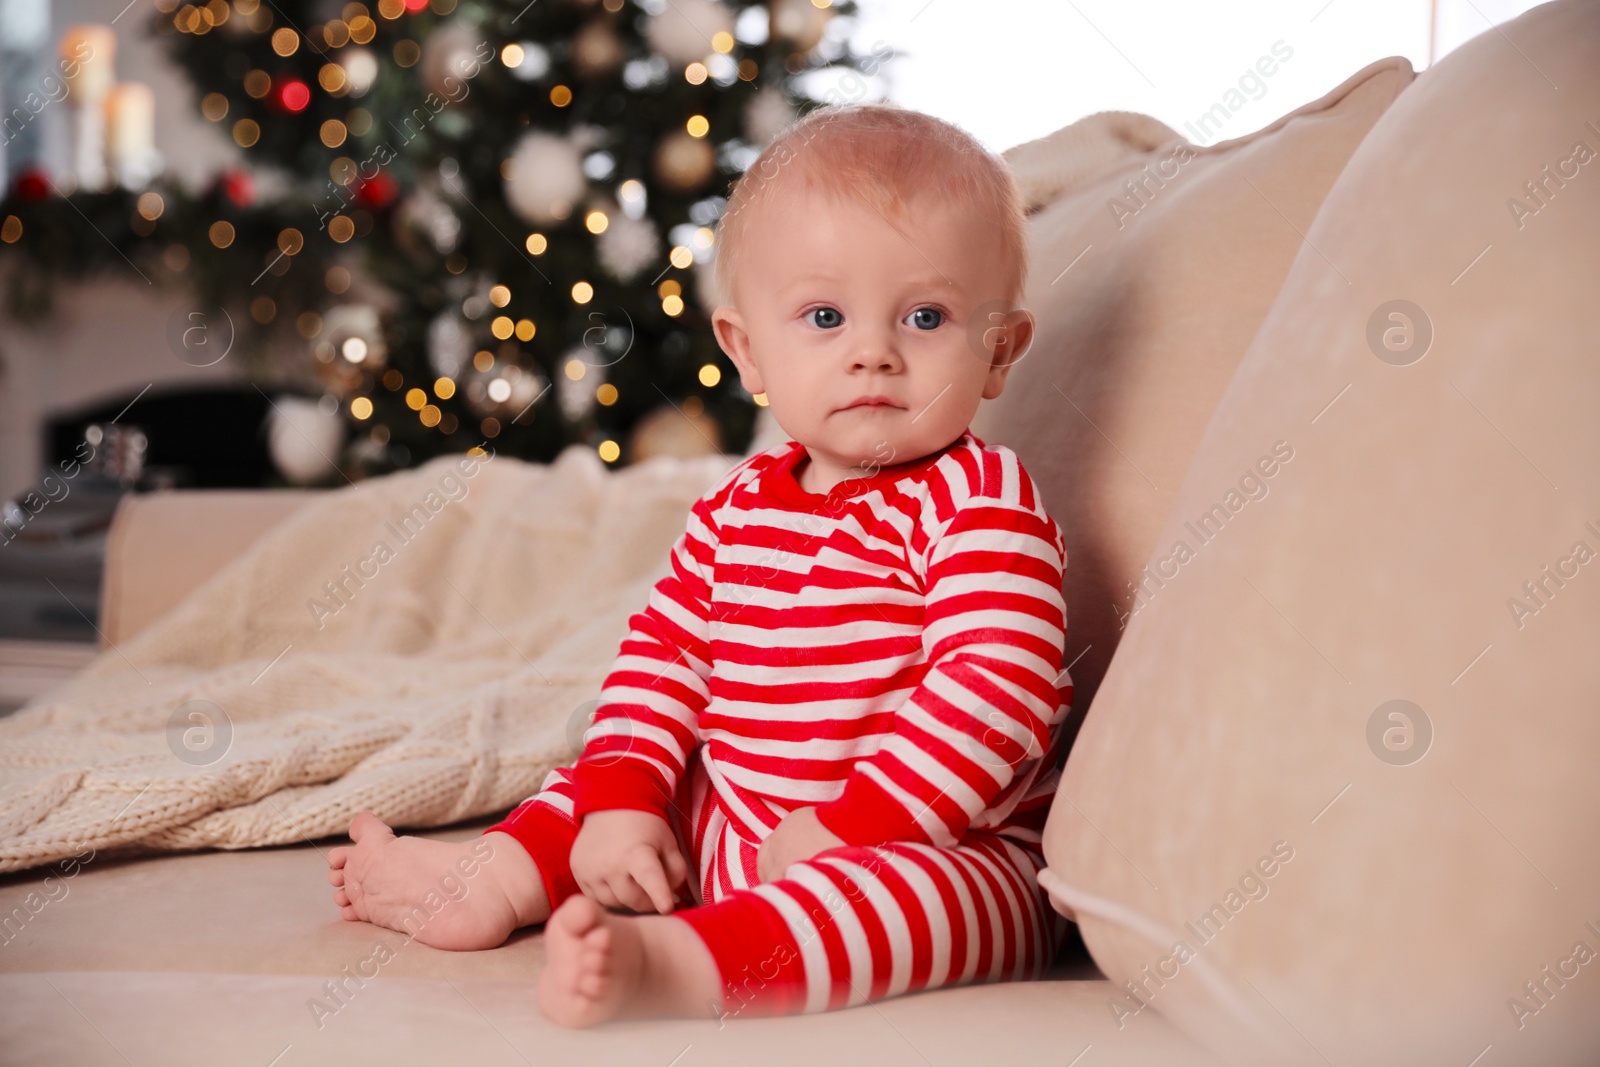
left=487, top=428, right=1074, bottom=1017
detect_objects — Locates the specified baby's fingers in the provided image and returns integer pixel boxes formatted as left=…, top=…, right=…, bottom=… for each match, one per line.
left=756, top=838, right=778, bottom=885
left=627, top=847, right=675, bottom=914
left=582, top=878, right=623, bottom=911
left=602, top=873, right=652, bottom=913
left=662, top=846, right=689, bottom=891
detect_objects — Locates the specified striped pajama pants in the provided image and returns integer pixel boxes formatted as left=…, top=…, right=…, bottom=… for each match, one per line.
left=485, top=744, right=1071, bottom=1019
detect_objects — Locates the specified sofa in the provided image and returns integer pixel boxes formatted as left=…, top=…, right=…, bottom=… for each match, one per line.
left=0, top=490, right=1215, bottom=1067
left=5, top=3, right=1598, bottom=1062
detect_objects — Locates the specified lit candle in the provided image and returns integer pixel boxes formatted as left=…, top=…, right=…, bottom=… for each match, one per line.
left=105, top=82, right=155, bottom=177
left=61, top=25, right=117, bottom=103
left=60, top=25, right=117, bottom=190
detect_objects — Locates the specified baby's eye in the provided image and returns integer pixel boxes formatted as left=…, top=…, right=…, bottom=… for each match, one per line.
left=905, top=307, right=943, bottom=330
left=807, top=307, right=843, bottom=329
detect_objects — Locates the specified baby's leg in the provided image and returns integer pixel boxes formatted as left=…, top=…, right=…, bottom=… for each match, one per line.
left=674, top=831, right=1069, bottom=1020
left=328, top=763, right=611, bottom=950
left=537, top=831, right=1066, bottom=1026
left=527, top=750, right=728, bottom=1027
left=327, top=812, right=549, bottom=950
left=537, top=893, right=724, bottom=1027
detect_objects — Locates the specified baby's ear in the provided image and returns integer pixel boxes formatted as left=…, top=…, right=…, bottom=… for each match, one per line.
left=982, top=309, right=1035, bottom=399
left=711, top=306, right=764, bottom=394
left=987, top=307, right=1035, bottom=367
left=1001, top=308, right=1036, bottom=367
left=709, top=305, right=741, bottom=358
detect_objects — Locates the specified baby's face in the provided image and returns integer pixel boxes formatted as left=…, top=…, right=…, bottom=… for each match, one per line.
left=711, top=180, right=1032, bottom=479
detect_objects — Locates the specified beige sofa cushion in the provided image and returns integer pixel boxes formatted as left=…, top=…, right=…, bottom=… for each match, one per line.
left=99, top=489, right=320, bottom=647
left=0, top=818, right=1221, bottom=1065
left=973, top=56, right=1416, bottom=725
left=1041, top=1, right=1600, bottom=1062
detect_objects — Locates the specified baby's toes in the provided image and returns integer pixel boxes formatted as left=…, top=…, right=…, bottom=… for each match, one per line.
left=582, top=928, right=614, bottom=967
left=328, top=866, right=345, bottom=888
left=339, top=879, right=370, bottom=920
left=577, top=968, right=605, bottom=998
left=576, top=931, right=614, bottom=991
left=584, top=920, right=612, bottom=948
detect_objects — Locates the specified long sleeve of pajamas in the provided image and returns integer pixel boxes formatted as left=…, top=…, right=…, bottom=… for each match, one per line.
left=486, top=428, right=1074, bottom=1019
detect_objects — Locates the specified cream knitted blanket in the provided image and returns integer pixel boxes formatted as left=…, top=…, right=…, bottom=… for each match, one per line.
left=0, top=445, right=738, bottom=874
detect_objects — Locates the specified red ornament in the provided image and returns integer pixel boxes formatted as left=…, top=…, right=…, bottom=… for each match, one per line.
left=12, top=166, right=51, bottom=202
left=354, top=172, right=398, bottom=210
left=219, top=168, right=256, bottom=209
left=278, top=79, right=311, bottom=113
left=403, top=0, right=428, bottom=11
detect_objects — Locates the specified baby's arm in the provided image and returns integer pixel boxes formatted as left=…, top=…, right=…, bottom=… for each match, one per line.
left=569, top=494, right=721, bottom=827
left=812, top=486, right=1068, bottom=850
left=565, top=462, right=751, bottom=902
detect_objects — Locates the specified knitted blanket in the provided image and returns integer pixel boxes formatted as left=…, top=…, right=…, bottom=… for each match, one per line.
left=0, top=445, right=738, bottom=874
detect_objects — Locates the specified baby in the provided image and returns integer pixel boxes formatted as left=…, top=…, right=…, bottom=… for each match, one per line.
left=327, top=102, right=1073, bottom=1028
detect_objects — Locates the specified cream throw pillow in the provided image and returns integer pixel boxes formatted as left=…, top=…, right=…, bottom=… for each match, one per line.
left=1041, top=1, right=1600, bottom=1062
left=979, top=56, right=1416, bottom=728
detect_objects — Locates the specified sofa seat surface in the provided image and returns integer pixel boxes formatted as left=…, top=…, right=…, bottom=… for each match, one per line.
left=0, top=819, right=1218, bottom=1066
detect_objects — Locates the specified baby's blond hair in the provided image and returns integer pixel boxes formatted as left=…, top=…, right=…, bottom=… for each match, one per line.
left=712, top=103, right=1028, bottom=310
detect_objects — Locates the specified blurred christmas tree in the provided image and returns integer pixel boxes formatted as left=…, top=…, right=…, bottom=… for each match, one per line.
left=0, top=0, right=889, bottom=479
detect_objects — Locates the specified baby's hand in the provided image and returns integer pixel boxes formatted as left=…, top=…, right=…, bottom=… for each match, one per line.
left=569, top=808, right=690, bottom=914
left=757, top=806, right=847, bottom=884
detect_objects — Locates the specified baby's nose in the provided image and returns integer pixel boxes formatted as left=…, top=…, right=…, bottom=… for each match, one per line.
left=851, top=339, right=900, bottom=370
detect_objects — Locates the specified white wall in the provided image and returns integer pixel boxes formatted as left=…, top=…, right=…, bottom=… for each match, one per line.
left=849, top=0, right=1551, bottom=154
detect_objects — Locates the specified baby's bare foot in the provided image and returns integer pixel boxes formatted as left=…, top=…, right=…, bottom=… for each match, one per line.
left=327, top=812, right=548, bottom=951
left=538, top=893, right=724, bottom=1028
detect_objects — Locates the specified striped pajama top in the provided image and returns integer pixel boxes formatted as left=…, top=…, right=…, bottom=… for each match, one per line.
left=569, top=427, right=1072, bottom=861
